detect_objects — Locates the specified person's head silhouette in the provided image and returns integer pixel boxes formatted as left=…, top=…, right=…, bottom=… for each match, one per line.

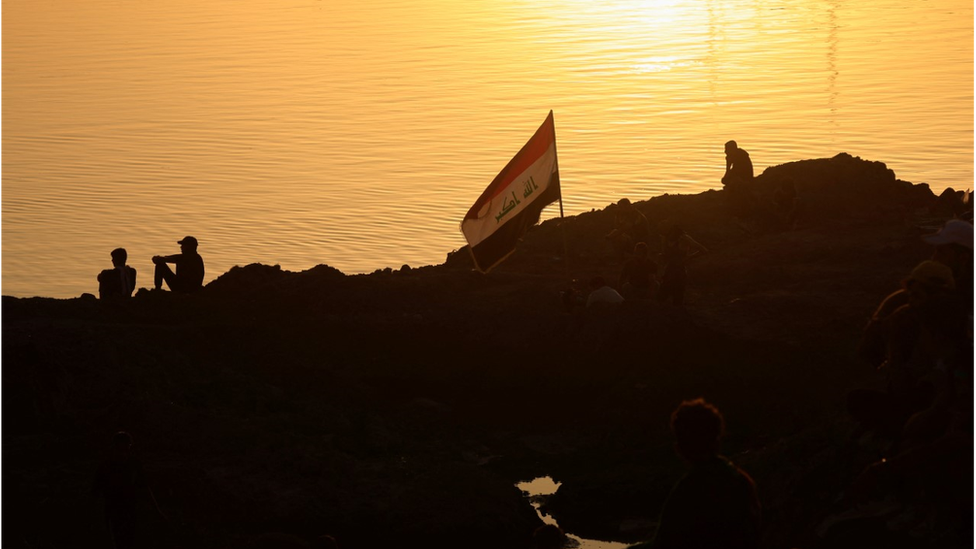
left=671, top=398, right=724, bottom=463
left=111, top=248, right=128, bottom=267
left=178, top=236, right=198, bottom=253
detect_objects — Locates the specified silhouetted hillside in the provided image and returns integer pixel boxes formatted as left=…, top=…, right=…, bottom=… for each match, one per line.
left=4, top=154, right=966, bottom=549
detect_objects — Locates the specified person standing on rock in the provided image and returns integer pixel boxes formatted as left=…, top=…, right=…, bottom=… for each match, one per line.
left=629, top=399, right=761, bottom=549
left=152, top=236, right=205, bottom=293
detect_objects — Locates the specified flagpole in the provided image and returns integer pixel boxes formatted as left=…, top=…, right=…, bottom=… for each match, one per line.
left=550, top=111, right=571, bottom=281
left=559, top=195, right=571, bottom=283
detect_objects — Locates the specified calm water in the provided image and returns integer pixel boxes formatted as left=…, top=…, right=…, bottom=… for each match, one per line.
left=518, top=476, right=628, bottom=548
left=4, top=0, right=973, bottom=298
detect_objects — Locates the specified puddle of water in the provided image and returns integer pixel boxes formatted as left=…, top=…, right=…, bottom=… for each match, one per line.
left=517, top=477, right=630, bottom=549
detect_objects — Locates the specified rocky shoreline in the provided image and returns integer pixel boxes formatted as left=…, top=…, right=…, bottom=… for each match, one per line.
left=3, top=154, right=962, bottom=548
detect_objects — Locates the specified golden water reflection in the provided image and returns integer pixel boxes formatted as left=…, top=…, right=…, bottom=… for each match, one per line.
left=3, top=0, right=972, bottom=297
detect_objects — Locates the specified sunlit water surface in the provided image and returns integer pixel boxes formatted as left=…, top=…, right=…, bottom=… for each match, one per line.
left=4, top=0, right=972, bottom=297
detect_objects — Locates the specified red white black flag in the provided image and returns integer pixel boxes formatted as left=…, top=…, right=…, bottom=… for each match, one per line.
left=461, top=111, right=561, bottom=273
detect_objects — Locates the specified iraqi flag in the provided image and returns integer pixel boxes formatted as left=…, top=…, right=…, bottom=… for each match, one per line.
left=461, top=111, right=561, bottom=273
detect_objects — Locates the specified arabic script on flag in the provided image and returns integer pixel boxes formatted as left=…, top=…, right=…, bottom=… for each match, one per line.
left=461, top=112, right=560, bottom=273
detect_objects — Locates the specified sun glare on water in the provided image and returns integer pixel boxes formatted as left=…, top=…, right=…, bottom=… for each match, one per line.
left=3, top=0, right=971, bottom=298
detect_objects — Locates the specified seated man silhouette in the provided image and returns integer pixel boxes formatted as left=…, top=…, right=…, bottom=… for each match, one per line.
left=633, top=398, right=761, bottom=549
left=722, top=140, right=754, bottom=187
left=152, top=236, right=205, bottom=293
left=98, top=247, right=137, bottom=299
left=722, top=140, right=758, bottom=218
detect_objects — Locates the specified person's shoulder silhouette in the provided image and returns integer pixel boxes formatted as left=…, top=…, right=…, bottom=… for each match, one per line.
left=650, top=399, right=761, bottom=549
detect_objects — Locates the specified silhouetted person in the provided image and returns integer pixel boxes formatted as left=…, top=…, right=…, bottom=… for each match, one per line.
left=152, top=236, right=205, bottom=293
left=849, top=261, right=961, bottom=442
left=722, top=140, right=754, bottom=187
left=606, top=198, right=652, bottom=260
left=657, top=225, right=707, bottom=307
left=858, top=219, right=973, bottom=368
left=98, top=248, right=137, bottom=299
left=722, top=141, right=758, bottom=219
left=893, top=278, right=971, bottom=455
left=882, top=262, right=959, bottom=398
left=586, top=276, right=624, bottom=308
left=533, top=524, right=567, bottom=549
left=619, top=242, right=659, bottom=300
left=93, top=431, right=146, bottom=549
left=635, top=399, right=761, bottom=549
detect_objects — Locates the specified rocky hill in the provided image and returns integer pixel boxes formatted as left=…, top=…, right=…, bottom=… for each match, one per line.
left=3, top=153, right=965, bottom=548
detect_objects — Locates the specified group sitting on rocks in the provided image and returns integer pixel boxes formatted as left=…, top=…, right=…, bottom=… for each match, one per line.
left=97, top=235, right=205, bottom=299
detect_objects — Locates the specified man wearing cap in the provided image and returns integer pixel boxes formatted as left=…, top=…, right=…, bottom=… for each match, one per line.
left=152, top=236, right=205, bottom=293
